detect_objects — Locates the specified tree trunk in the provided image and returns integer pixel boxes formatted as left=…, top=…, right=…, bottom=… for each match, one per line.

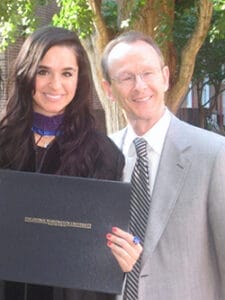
left=167, top=0, right=213, bottom=113
left=83, top=0, right=127, bottom=134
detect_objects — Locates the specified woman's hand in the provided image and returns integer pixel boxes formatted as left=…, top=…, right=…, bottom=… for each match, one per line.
left=106, top=227, right=143, bottom=272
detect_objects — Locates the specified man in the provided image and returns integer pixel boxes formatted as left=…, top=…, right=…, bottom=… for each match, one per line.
left=101, top=31, right=225, bottom=300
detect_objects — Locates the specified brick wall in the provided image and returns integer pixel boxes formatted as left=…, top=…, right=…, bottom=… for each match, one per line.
left=35, top=0, right=59, bottom=26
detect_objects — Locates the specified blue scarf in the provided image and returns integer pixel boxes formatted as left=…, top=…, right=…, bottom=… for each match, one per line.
left=32, top=112, right=64, bottom=136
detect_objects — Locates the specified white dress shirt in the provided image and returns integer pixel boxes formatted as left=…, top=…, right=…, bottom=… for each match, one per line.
left=121, top=109, right=171, bottom=194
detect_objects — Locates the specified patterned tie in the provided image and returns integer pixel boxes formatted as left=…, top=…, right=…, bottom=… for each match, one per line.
left=124, top=137, right=151, bottom=300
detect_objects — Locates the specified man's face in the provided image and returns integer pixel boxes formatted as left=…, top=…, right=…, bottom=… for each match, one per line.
left=103, top=40, right=169, bottom=129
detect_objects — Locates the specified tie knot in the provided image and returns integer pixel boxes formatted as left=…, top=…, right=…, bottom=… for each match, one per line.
left=133, top=137, right=148, bottom=158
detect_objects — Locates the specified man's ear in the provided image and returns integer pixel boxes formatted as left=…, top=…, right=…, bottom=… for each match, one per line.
left=101, top=79, right=115, bottom=102
left=162, top=65, right=170, bottom=92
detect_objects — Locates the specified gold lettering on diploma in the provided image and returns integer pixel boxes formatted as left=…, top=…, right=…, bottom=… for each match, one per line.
left=24, top=217, right=92, bottom=229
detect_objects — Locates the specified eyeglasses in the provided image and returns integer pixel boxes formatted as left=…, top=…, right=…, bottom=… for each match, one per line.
left=110, top=70, right=159, bottom=89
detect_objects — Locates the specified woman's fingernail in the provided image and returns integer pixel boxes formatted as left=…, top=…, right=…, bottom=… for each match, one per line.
left=112, top=227, right=117, bottom=233
left=106, top=233, right=112, bottom=239
left=107, top=241, right=112, bottom=247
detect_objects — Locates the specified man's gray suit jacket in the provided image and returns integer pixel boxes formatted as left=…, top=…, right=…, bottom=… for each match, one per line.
left=110, top=114, right=225, bottom=300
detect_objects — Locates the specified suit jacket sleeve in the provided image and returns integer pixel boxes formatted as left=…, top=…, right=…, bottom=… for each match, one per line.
left=208, top=142, right=225, bottom=298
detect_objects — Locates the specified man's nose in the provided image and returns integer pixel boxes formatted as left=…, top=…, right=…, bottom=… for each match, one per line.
left=133, top=74, right=148, bottom=89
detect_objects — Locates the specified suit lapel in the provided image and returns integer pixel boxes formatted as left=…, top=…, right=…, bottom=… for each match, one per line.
left=141, top=117, right=192, bottom=267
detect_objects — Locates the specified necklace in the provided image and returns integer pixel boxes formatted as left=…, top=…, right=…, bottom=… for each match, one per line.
left=35, top=134, right=55, bottom=148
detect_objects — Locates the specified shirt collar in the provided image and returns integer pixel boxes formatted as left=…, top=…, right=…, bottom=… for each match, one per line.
left=124, top=108, right=171, bottom=157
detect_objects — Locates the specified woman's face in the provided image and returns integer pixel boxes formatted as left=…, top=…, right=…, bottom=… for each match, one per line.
left=33, top=45, right=79, bottom=116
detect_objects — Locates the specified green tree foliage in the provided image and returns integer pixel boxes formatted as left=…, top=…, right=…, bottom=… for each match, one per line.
left=0, top=0, right=41, bottom=49
left=212, top=0, right=225, bottom=39
left=53, top=0, right=93, bottom=38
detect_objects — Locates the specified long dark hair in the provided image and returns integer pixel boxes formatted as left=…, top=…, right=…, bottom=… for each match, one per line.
left=0, top=26, right=100, bottom=175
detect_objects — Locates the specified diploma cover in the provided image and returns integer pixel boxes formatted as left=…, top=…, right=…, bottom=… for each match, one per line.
left=0, top=169, right=130, bottom=294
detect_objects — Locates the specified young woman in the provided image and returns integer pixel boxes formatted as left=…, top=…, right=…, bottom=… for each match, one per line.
left=0, top=26, right=142, bottom=300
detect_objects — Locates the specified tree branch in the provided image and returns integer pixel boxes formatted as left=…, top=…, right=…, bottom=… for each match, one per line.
left=167, top=0, right=213, bottom=112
